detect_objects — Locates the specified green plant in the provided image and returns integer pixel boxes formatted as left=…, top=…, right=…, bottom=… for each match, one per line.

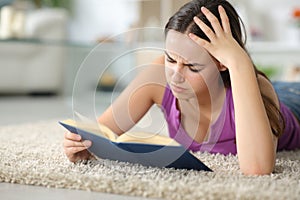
left=30, top=0, right=71, bottom=10
left=256, top=64, right=280, bottom=80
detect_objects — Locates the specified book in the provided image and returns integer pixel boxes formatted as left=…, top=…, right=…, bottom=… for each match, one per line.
left=59, top=119, right=212, bottom=171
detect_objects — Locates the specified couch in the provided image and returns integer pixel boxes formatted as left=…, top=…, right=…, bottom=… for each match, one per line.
left=0, top=8, right=68, bottom=94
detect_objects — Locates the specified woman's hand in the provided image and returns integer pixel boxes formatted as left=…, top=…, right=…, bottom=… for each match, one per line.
left=63, top=131, right=93, bottom=163
left=189, top=5, right=251, bottom=70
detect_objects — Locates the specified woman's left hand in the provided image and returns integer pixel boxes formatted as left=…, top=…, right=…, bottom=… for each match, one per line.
left=189, top=5, right=250, bottom=70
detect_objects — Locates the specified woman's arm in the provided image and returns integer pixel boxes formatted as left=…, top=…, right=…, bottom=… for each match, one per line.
left=229, top=62, right=278, bottom=175
left=190, top=6, right=278, bottom=175
left=98, top=56, right=166, bottom=135
left=63, top=56, right=165, bottom=162
left=257, top=74, right=279, bottom=151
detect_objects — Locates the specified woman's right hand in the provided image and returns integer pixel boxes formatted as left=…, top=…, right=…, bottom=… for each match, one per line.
left=63, top=131, right=93, bottom=162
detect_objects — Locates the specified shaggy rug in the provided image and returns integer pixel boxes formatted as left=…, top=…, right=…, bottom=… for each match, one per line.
left=0, top=120, right=300, bottom=200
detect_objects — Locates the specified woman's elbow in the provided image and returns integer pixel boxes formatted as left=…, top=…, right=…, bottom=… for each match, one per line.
left=239, top=152, right=276, bottom=176
left=241, top=165, right=274, bottom=176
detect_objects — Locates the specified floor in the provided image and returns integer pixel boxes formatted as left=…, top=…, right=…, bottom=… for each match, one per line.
left=0, top=183, right=151, bottom=200
left=0, top=94, right=160, bottom=200
left=0, top=95, right=72, bottom=126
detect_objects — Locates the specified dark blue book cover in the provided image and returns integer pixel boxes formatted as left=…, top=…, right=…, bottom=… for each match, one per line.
left=59, top=120, right=212, bottom=171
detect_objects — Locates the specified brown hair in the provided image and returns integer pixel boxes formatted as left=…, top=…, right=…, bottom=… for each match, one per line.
left=165, top=0, right=285, bottom=137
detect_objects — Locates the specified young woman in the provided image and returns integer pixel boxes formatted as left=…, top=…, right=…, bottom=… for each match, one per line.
left=63, top=0, right=300, bottom=175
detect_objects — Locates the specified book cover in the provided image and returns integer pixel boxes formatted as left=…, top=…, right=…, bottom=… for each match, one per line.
left=59, top=120, right=212, bottom=171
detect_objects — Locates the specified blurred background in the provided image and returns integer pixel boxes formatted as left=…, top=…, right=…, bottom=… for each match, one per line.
left=0, top=0, right=300, bottom=125
left=1, top=1, right=299, bottom=199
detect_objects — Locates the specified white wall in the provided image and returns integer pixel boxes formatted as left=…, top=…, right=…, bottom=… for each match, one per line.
left=69, top=0, right=300, bottom=43
left=232, top=0, right=300, bottom=42
left=68, top=0, right=140, bottom=43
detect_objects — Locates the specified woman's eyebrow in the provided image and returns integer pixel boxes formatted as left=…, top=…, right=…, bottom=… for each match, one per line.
left=164, top=51, right=175, bottom=60
left=164, top=51, right=203, bottom=66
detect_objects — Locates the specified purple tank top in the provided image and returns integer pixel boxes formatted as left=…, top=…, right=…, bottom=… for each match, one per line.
left=161, top=85, right=300, bottom=155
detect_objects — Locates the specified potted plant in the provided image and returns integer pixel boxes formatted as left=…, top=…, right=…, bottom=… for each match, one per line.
left=30, top=0, right=71, bottom=10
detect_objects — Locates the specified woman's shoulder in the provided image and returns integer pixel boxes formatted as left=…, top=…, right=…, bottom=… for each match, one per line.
left=135, top=55, right=167, bottom=105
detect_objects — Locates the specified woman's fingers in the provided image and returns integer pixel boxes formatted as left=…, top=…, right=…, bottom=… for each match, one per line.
left=63, top=131, right=93, bottom=162
left=64, top=140, right=92, bottom=161
left=65, top=146, right=89, bottom=154
left=193, top=16, right=216, bottom=42
left=63, top=131, right=92, bottom=151
left=64, top=131, right=81, bottom=141
left=64, top=139, right=92, bottom=148
left=193, top=6, right=232, bottom=41
left=200, top=6, right=224, bottom=37
left=64, top=146, right=90, bottom=163
left=189, top=32, right=211, bottom=51
left=218, top=5, right=231, bottom=35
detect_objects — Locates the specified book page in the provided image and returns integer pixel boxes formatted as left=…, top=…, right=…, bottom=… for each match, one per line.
left=116, top=131, right=180, bottom=146
left=61, top=119, right=118, bottom=141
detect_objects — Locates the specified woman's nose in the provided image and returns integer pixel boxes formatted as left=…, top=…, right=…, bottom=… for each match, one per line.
left=172, top=65, right=185, bottom=83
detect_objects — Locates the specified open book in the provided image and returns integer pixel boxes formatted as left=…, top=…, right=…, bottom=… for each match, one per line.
left=59, top=119, right=212, bottom=171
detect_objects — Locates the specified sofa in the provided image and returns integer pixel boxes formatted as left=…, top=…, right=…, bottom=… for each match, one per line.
left=0, top=8, right=68, bottom=94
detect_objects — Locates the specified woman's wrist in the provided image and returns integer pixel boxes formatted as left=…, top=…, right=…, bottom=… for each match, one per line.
left=227, top=54, right=253, bottom=74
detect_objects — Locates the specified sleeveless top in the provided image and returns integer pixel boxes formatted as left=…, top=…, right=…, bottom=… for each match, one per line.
left=161, top=85, right=300, bottom=155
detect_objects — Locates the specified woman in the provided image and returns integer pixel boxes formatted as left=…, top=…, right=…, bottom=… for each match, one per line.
left=63, top=0, right=300, bottom=175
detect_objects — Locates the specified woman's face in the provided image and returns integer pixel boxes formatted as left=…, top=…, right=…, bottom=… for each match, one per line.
left=165, top=30, right=222, bottom=100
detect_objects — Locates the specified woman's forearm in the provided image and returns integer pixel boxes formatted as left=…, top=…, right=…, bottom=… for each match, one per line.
left=229, top=58, right=276, bottom=175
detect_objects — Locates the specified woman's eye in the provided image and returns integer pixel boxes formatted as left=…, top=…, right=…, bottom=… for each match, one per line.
left=189, top=66, right=201, bottom=72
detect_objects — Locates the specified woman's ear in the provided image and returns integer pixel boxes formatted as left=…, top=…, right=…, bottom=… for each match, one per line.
left=218, top=63, right=227, bottom=71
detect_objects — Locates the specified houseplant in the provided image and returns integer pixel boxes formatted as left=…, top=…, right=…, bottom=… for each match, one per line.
left=30, top=0, right=71, bottom=10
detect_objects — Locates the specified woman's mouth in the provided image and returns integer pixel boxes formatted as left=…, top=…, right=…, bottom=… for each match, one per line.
left=171, top=83, right=186, bottom=93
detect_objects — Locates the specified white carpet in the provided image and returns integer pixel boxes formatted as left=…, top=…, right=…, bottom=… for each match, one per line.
left=0, top=120, right=300, bottom=200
